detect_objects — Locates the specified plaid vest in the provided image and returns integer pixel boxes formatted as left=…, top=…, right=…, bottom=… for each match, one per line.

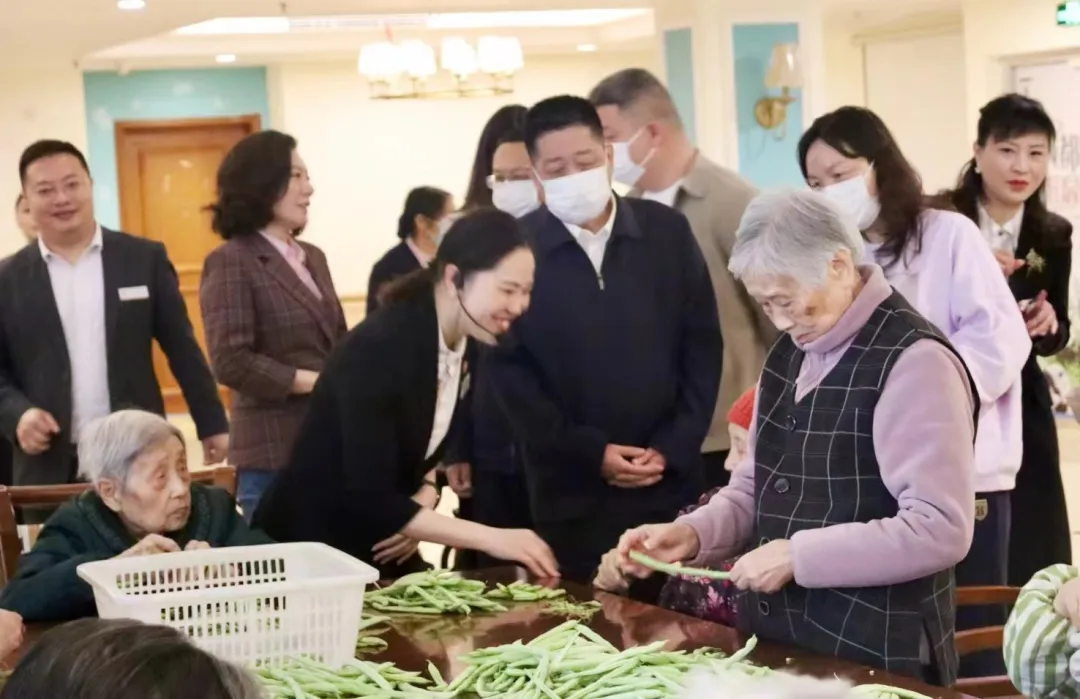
left=738, top=290, right=976, bottom=686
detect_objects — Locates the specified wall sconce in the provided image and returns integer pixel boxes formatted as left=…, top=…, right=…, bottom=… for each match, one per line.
left=754, top=42, right=802, bottom=138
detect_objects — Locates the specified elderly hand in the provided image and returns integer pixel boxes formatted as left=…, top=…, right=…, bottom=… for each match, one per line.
left=1055, top=577, right=1080, bottom=628
left=0, top=610, right=24, bottom=659
left=16, top=407, right=59, bottom=455
left=603, top=445, right=663, bottom=489
left=445, top=463, right=472, bottom=498
left=185, top=540, right=211, bottom=552
left=202, top=433, right=229, bottom=465
left=994, top=250, right=1026, bottom=277
left=118, top=534, right=181, bottom=558
left=616, top=523, right=700, bottom=579
left=1022, top=291, right=1058, bottom=338
left=594, top=548, right=630, bottom=593
left=372, top=533, right=420, bottom=566
left=729, top=539, right=794, bottom=594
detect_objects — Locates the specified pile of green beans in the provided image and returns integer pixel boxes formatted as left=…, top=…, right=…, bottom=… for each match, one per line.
left=255, top=656, right=440, bottom=698
left=484, top=581, right=566, bottom=602
left=355, top=614, right=391, bottom=654
left=539, top=598, right=603, bottom=621
left=365, top=571, right=509, bottom=615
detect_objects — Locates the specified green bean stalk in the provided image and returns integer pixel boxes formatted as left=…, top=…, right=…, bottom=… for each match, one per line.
left=255, top=656, right=447, bottom=698
left=366, top=571, right=509, bottom=616
left=629, top=550, right=731, bottom=580
left=539, top=598, right=603, bottom=621
left=484, top=581, right=566, bottom=603
left=355, top=614, right=391, bottom=655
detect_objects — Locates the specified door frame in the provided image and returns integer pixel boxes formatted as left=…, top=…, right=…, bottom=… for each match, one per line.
left=115, top=114, right=262, bottom=234
left=114, top=114, right=261, bottom=414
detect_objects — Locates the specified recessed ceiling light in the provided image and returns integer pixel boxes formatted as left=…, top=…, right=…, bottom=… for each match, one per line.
left=117, top=0, right=146, bottom=9
left=577, top=43, right=598, bottom=52
left=215, top=54, right=237, bottom=64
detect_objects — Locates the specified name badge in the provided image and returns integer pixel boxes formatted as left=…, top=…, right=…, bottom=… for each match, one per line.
left=118, top=285, right=149, bottom=301
left=974, top=498, right=988, bottom=522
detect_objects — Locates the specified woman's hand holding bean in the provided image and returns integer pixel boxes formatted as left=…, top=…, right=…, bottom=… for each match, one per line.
left=728, top=539, right=794, bottom=594
left=480, top=528, right=559, bottom=579
left=616, top=523, right=700, bottom=579
left=117, top=534, right=181, bottom=558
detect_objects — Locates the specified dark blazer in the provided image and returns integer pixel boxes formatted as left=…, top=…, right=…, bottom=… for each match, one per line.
left=487, top=196, right=722, bottom=523
left=253, top=294, right=474, bottom=575
left=367, top=241, right=422, bottom=314
left=0, top=228, right=228, bottom=486
left=200, top=234, right=347, bottom=472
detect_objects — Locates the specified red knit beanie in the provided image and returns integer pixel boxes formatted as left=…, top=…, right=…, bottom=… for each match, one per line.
left=727, top=386, right=756, bottom=430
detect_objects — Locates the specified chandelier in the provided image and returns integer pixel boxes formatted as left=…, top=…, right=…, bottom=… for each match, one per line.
left=358, top=35, right=524, bottom=99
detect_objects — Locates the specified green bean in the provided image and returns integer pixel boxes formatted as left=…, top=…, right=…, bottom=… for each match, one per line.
left=366, top=571, right=509, bottom=615
left=628, top=550, right=731, bottom=579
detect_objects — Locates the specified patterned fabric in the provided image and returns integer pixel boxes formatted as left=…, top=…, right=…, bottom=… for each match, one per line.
left=259, top=231, right=323, bottom=299
left=744, top=290, right=969, bottom=685
left=1004, top=563, right=1080, bottom=698
left=200, top=234, right=347, bottom=472
left=658, top=486, right=738, bottom=625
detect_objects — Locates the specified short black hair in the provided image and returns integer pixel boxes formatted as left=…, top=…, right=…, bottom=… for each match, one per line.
left=462, top=104, right=528, bottom=211
left=208, top=130, right=298, bottom=240
left=524, top=95, right=605, bottom=157
left=398, top=186, right=451, bottom=240
left=496, top=127, right=526, bottom=148
left=18, top=140, right=90, bottom=183
left=588, top=68, right=681, bottom=124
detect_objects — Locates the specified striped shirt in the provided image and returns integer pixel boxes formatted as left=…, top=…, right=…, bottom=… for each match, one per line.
left=1004, top=563, right=1080, bottom=698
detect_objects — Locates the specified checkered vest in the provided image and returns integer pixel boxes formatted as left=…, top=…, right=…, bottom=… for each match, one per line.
left=738, top=290, right=976, bottom=686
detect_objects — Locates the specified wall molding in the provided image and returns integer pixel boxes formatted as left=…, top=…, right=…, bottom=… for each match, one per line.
left=850, top=11, right=963, bottom=45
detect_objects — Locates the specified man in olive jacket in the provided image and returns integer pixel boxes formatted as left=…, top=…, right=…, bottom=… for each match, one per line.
left=590, top=69, right=778, bottom=488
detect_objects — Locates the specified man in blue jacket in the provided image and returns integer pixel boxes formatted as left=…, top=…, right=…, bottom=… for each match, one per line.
left=487, top=95, right=722, bottom=581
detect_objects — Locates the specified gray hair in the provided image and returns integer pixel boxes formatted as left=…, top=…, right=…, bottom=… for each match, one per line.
left=588, top=68, right=683, bottom=125
left=77, top=410, right=184, bottom=485
left=728, top=189, right=865, bottom=287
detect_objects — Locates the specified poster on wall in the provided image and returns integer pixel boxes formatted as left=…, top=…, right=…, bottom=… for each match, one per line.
left=1013, top=62, right=1080, bottom=413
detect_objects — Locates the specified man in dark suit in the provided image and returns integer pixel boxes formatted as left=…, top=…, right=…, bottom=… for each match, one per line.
left=487, top=96, right=723, bottom=581
left=0, top=140, right=229, bottom=492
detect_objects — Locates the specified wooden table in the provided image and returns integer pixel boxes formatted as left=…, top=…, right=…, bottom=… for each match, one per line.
left=6, top=567, right=974, bottom=698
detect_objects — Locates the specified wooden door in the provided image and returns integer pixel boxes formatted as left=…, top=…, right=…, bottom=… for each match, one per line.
left=116, top=115, right=260, bottom=414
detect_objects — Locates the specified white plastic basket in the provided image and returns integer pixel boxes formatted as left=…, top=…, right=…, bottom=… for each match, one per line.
left=76, top=542, right=379, bottom=668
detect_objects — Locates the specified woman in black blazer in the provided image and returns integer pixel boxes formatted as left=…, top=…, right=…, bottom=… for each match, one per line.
left=253, top=208, right=558, bottom=579
left=366, top=186, right=454, bottom=315
left=940, top=93, right=1073, bottom=587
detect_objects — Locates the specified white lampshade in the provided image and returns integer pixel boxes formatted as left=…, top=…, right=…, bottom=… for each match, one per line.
left=400, top=39, right=437, bottom=80
left=765, top=42, right=802, bottom=90
left=358, top=41, right=404, bottom=81
left=441, top=37, right=478, bottom=78
left=477, top=36, right=524, bottom=75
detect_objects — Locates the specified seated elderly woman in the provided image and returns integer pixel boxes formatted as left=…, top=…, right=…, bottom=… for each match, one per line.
left=617, top=189, right=977, bottom=686
left=0, top=410, right=271, bottom=622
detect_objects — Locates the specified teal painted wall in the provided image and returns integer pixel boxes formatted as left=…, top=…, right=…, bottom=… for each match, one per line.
left=82, top=68, right=271, bottom=229
left=663, top=28, right=696, bottom=145
left=732, top=23, right=803, bottom=188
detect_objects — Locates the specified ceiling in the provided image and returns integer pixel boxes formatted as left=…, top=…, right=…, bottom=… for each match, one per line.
left=2, top=0, right=962, bottom=69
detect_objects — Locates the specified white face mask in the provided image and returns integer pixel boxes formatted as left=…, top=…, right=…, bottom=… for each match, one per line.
left=611, top=128, right=655, bottom=187
left=820, top=167, right=881, bottom=231
left=541, top=166, right=612, bottom=226
left=492, top=180, right=541, bottom=219
left=435, top=213, right=457, bottom=247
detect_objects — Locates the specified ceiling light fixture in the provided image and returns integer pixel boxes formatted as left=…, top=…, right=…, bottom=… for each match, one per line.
left=215, top=54, right=238, bottom=64
left=117, top=0, right=146, bottom=9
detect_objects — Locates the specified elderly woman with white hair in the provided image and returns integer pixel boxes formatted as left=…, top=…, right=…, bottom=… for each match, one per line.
left=617, top=189, right=977, bottom=686
left=0, top=410, right=271, bottom=622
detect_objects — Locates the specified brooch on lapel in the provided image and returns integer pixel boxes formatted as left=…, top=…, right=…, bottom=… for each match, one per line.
left=1025, top=249, right=1046, bottom=275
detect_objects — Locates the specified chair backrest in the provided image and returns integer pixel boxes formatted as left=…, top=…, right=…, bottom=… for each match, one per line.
left=0, top=466, right=237, bottom=586
left=953, top=585, right=1023, bottom=698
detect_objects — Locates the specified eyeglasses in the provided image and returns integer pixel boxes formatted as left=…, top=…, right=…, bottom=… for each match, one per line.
left=486, top=173, right=533, bottom=188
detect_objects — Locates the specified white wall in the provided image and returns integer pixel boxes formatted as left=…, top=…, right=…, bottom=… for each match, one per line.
left=822, top=17, right=865, bottom=110
left=269, top=51, right=660, bottom=297
left=864, top=31, right=969, bottom=192
left=0, top=64, right=88, bottom=255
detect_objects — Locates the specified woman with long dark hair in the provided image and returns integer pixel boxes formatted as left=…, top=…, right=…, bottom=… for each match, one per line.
left=253, top=208, right=558, bottom=578
left=799, top=107, right=1031, bottom=676
left=367, top=186, right=454, bottom=315
left=939, top=93, right=1073, bottom=588
left=201, top=130, right=347, bottom=520
left=461, top=105, right=528, bottom=211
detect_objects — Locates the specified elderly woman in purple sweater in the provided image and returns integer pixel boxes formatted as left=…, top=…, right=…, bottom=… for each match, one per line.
left=617, top=189, right=977, bottom=687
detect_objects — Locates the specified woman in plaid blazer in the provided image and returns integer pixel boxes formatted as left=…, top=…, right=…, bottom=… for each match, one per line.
left=200, top=131, right=347, bottom=520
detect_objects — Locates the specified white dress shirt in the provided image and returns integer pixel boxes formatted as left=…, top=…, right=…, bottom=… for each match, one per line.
left=564, top=197, right=618, bottom=276
left=641, top=179, right=683, bottom=208
left=977, top=202, right=1024, bottom=253
left=40, top=227, right=110, bottom=441
left=425, top=328, right=466, bottom=460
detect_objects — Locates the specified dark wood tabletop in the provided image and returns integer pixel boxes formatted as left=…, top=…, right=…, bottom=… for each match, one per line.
left=5, top=567, right=975, bottom=698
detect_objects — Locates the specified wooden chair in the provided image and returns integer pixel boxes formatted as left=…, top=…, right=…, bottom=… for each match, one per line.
left=954, top=585, right=1022, bottom=698
left=0, top=465, right=237, bottom=586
